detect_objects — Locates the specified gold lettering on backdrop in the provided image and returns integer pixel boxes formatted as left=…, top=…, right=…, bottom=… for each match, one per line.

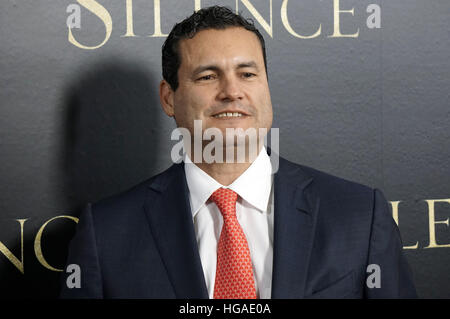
left=0, top=219, right=27, bottom=274
left=390, top=201, right=400, bottom=226
left=281, top=0, right=321, bottom=39
left=68, top=0, right=113, bottom=49
left=195, top=0, right=201, bottom=12
left=424, top=199, right=450, bottom=248
left=122, top=0, right=137, bottom=37
left=34, top=215, right=79, bottom=272
left=389, top=201, right=419, bottom=249
left=149, top=0, right=168, bottom=37
left=328, top=0, right=359, bottom=38
left=236, top=0, right=273, bottom=38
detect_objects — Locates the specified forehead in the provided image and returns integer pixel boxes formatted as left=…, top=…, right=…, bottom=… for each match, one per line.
left=177, top=27, right=264, bottom=70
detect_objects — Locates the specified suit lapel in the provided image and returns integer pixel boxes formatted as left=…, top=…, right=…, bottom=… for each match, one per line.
left=143, top=163, right=208, bottom=298
left=271, top=158, right=320, bottom=298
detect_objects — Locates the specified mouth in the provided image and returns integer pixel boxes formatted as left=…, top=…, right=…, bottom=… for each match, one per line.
left=211, top=110, right=250, bottom=119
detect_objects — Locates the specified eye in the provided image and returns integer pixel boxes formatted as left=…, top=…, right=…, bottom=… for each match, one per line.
left=197, top=74, right=216, bottom=81
left=242, top=72, right=256, bottom=78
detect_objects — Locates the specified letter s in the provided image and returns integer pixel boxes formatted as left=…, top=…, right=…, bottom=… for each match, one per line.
left=68, top=0, right=112, bottom=49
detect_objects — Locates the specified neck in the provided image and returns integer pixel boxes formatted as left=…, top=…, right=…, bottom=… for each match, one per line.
left=196, top=161, right=252, bottom=186
left=187, top=145, right=264, bottom=186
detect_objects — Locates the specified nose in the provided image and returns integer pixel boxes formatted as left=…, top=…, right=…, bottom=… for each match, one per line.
left=217, top=74, right=244, bottom=102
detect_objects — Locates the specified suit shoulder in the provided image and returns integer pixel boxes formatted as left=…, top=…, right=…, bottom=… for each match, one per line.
left=280, top=157, right=374, bottom=198
left=280, top=157, right=379, bottom=224
left=90, top=163, right=181, bottom=219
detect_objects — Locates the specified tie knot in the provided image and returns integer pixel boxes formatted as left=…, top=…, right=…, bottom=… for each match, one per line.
left=210, top=188, right=238, bottom=218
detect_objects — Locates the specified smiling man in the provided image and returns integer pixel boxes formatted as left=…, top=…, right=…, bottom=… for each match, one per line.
left=61, top=6, right=417, bottom=299
left=159, top=23, right=273, bottom=185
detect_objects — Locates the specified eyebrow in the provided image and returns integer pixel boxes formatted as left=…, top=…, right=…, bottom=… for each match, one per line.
left=237, top=61, right=259, bottom=71
left=192, top=61, right=260, bottom=76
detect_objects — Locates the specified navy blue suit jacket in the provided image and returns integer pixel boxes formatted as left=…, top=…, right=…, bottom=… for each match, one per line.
left=60, top=156, right=417, bottom=298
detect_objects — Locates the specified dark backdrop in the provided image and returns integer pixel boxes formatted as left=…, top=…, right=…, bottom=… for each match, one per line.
left=0, top=0, right=449, bottom=298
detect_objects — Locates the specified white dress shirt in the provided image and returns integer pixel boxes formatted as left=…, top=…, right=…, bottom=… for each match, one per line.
left=184, top=147, right=274, bottom=299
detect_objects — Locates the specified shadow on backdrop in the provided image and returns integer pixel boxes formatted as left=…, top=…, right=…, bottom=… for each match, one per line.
left=0, top=58, right=161, bottom=298
left=63, top=59, right=161, bottom=210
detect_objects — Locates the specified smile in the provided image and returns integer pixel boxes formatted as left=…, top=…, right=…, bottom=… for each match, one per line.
left=212, top=112, right=246, bottom=118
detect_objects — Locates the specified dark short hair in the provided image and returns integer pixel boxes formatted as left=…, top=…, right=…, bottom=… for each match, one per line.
left=162, top=5, right=267, bottom=91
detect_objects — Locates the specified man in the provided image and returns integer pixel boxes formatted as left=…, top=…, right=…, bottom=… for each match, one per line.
left=60, top=6, right=417, bottom=298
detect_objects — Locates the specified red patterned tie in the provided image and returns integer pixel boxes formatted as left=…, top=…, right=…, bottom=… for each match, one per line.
left=210, top=187, right=257, bottom=299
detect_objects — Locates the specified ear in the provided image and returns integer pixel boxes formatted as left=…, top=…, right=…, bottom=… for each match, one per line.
left=159, top=80, right=175, bottom=117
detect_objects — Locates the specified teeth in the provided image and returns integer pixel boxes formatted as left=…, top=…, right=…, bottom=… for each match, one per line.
left=214, top=112, right=244, bottom=118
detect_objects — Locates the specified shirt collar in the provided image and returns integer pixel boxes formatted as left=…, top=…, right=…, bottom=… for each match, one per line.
left=184, top=146, right=273, bottom=218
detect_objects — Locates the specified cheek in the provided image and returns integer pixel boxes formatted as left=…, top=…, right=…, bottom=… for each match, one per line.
left=257, top=88, right=273, bottom=125
left=180, top=90, right=212, bottom=113
left=254, top=87, right=272, bottom=110
left=173, top=91, right=209, bottom=125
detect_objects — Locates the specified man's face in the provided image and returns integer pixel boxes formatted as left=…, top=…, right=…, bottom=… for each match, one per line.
left=162, top=27, right=273, bottom=139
